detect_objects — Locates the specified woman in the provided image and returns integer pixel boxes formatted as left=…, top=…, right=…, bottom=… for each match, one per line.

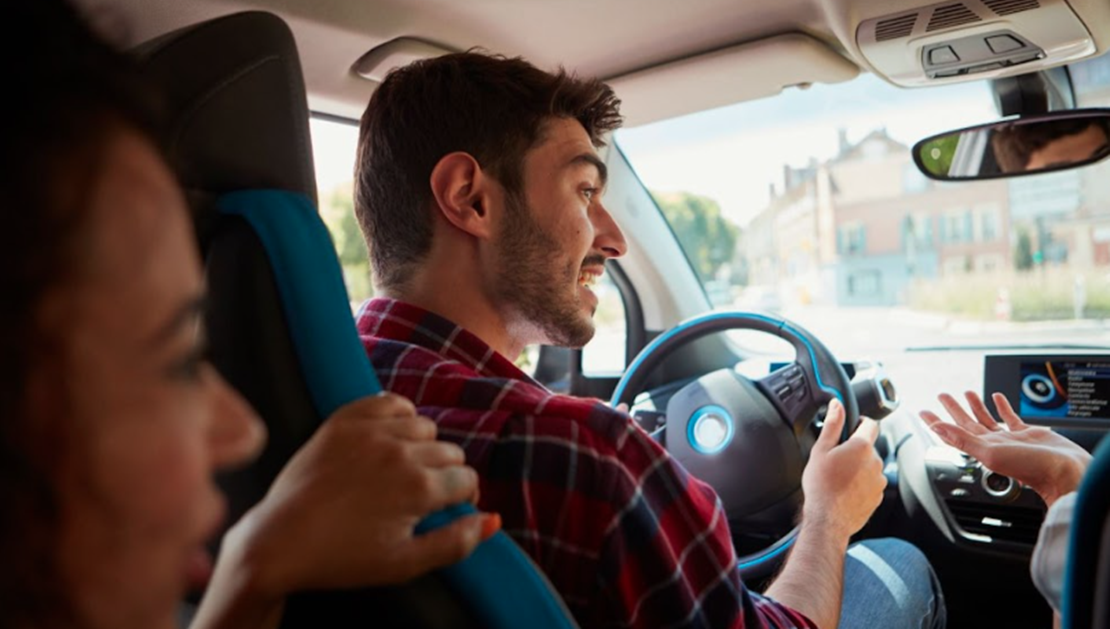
left=0, top=2, right=498, bottom=628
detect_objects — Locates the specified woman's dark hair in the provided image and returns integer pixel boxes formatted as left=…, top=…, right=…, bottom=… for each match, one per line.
left=354, top=52, right=623, bottom=291
left=0, top=1, right=159, bottom=626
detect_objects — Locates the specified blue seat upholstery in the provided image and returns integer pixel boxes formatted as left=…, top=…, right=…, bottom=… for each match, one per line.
left=1062, top=435, right=1110, bottom=629
left=137, top=12, right=576, bottom=628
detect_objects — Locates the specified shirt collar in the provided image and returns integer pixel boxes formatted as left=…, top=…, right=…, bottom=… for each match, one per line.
left=357, top=297, right=540, bottom=383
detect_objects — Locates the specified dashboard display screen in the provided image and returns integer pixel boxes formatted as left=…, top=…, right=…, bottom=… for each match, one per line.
left=984, top=354, right=1110, bottom=426
left=1019, top=361, right=1110, bottom=420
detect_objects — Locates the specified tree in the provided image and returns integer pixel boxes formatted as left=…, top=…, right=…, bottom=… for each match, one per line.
left=651, top=191, right=740, bottom=284
left=320, top=184, right=374, bottom=301
left=917, top=134, right=960, bottom=177
left=1014, top=225, right=1034, bottom=271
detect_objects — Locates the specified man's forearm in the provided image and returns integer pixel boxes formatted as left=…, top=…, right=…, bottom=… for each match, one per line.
left=763, top=521, right=850, bottom=629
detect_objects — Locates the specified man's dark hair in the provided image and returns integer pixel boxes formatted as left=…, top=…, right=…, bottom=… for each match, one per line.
left=1, top=1, right=160, bottom=626
left=354, top=52, right=623, bottom=291
left=991, top=117, right=1110, bottom=173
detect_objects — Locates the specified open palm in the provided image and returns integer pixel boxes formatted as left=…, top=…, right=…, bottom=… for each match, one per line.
left=920, top=391, right=1091, bottom=507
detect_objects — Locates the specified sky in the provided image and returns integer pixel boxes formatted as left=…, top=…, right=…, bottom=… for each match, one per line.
left=616, top=73, right=999, bottom=226
left=312, top=118, right=360, bottom=194
left=308, top=73, right=1001, bottom=228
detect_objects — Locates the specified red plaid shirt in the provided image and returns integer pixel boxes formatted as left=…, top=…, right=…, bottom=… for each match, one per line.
left=358, top=298, right=815, bottom=629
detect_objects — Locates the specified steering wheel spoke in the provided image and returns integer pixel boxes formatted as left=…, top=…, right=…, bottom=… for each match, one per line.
left=755, top=363, right=824, bottom=437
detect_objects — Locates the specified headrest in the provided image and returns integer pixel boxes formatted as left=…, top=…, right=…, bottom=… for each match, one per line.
left=135, top=11, right=317, bottom=209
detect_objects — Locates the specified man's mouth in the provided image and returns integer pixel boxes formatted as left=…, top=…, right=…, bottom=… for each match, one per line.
left=578, top=267, right=603, bottom=289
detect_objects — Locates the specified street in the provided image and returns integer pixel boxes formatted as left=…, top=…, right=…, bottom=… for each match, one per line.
left=779, top=305, right=1110, bottom=413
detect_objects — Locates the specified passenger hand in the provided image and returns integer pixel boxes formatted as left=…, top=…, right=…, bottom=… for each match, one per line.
left=801, top=399, right=886, bottom=540
left=920, top=391, right=1091, bottom=507
left=226, top=393, right=499, bottom=597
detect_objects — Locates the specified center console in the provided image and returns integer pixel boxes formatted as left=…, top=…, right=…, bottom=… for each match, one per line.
left=923, top=445, right=1045, bottom=548
left=907, top=353, right=1110, bottom=553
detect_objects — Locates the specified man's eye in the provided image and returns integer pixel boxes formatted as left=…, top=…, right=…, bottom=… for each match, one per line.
left=582, top=187, right=599, bottom=202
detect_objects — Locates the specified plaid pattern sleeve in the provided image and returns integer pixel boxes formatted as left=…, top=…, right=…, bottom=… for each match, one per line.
left=357, top=298, right=816, bottom=629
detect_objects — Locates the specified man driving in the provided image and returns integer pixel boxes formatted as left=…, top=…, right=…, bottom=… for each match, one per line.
left=352, top=51, right=945, bottom=629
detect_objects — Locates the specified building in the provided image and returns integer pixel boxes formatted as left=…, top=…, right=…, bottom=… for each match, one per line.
left=743, top=128, right=1011, bottom=307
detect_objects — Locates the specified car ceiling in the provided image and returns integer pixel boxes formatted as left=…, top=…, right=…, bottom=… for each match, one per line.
left=87, top=0, right=1110, bottom=123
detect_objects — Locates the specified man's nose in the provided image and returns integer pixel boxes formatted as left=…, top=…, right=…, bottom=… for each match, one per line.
left=593, top=201, right=627, bottom=258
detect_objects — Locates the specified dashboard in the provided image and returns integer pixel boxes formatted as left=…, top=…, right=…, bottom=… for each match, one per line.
left=632, top=352, right=1110, bottom=559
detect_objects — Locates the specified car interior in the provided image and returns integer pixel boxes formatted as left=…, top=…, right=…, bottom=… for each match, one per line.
left=75, top=0, right=1110, bottom=627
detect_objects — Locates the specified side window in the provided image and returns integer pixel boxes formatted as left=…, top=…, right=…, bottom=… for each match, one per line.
left=580, top=272, right=628, bottom=376
left=310, top=117, right=373, bottom=308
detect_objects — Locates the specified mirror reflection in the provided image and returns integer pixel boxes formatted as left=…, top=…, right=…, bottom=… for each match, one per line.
left=914, top=111, right=1110, bottom=180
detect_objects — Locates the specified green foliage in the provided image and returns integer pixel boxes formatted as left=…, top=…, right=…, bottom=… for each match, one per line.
left=918, top=135, right=959, bottom=177
left=908, top=274, right=996, bottom=319
left=909, top=269, right=1110, bottom=321
left=1014, top=226, right=1034, bottom=271
left=319, top=184, right=374, bottom=303
left=651, top=190, right=740, bottom=284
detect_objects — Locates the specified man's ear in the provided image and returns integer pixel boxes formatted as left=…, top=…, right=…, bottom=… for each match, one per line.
left=429, top=152, right=495, bottom=240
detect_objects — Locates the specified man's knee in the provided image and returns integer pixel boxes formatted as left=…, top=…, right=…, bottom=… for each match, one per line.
left=852, top=538, right=935, bottom=581
left=843, top=538, right=945, bottom=629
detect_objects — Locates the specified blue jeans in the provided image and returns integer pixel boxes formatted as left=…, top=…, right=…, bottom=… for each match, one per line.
left=839, top=538, right=946, bottom=629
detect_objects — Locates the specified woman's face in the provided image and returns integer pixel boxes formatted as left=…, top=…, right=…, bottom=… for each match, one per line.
left=42, top=128, right=265, bottom=629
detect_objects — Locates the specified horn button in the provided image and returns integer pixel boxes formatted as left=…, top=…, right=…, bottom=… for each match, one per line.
left=666, top=368, right=805, bottom=521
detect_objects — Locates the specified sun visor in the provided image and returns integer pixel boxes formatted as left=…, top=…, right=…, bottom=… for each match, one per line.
left=609, top=34, right=860, bottom=128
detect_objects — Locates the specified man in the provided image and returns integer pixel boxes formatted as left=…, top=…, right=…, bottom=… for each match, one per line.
left=991, top=117, right=1110, bottom=173
left=353, top=52, right=944, bottom=629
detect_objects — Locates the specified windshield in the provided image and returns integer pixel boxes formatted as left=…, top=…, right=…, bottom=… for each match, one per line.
left=618, top=56, right=1110, bottom=406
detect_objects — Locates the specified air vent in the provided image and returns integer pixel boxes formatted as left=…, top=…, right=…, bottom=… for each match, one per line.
left=875, top=13, right=918, bottom=41
left=947, top=502, right=1044, bottom=545
left=926, top=3, right=982, bottom=32
left=983, top=0, right=1040, bottom=16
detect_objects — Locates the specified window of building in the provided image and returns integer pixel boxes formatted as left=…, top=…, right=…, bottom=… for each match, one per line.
left=976, top=203, right=999, bottom=242
left=941, top=210, right=971, bottom=243
left=838, top=223, right=867, bottom=255
left=847, top=270, right=881, bottom=296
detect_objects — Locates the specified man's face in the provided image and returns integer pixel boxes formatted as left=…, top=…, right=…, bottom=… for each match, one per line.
left=1027, top=123, right=1110, bottom=171
left=490, top=117, right=627, bottom=348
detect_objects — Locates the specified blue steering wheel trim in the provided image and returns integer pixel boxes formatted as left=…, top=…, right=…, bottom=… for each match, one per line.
left=686, top=404, right=735, bottom=454
left=736, top=535, right=796, bottom=571
left=611, top=311, right=844, bottom=407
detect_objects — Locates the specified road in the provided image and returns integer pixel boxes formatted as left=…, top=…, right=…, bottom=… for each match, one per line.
left=583, top=303, right=1110, bottom=414
left=777, top=305, right=1110, bottom=413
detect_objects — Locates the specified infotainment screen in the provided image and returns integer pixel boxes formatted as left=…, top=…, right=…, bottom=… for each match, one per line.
left=984, top=355, right=1110, bottom=426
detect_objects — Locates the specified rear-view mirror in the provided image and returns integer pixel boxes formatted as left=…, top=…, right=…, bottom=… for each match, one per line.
left=913, top=109, right=1110, bottom=181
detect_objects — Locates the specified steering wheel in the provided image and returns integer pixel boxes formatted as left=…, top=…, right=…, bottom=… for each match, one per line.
left=610, top=311, right=859, bottom=579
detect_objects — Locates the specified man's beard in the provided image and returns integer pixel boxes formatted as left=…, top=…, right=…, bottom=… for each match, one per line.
left=492, top=193, right=598, bottom=348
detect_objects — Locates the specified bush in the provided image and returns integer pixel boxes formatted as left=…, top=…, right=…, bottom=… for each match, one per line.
left=909, top=268, right=1110, bottom=321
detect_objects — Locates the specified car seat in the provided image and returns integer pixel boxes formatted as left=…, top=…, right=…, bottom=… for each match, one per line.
left=134, top=12, right=576, bottom=628
left=1062, top=434, right=1110, bottom=629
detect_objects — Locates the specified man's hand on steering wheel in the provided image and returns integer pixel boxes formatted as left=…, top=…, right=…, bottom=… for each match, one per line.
left=800, top=400, right=886, bottom=541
